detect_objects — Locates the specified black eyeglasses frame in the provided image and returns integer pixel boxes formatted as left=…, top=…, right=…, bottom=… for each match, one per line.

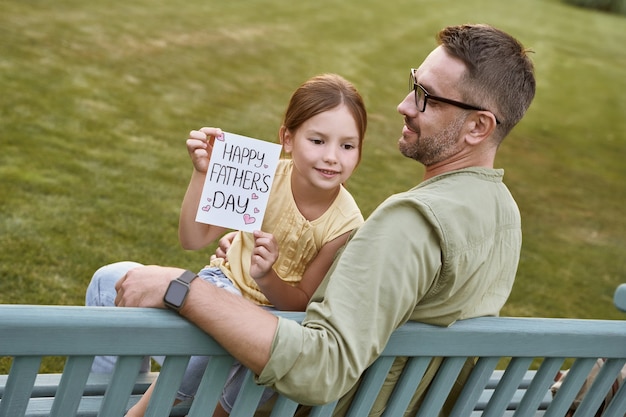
left=410, top=69, right=501, bottom=125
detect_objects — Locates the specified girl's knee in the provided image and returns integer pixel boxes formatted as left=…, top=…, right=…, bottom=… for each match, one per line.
left=86, top=261, right=143, bottom=306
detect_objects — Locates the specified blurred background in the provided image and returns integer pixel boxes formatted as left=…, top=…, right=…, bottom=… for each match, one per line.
left=1, top=0, right=625, bottom=324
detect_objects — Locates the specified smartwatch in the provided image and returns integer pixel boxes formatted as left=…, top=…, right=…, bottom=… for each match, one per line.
left=163, top=270, right=198, bottom=311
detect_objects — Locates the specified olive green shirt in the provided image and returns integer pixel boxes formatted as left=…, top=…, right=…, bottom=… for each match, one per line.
left=256, top=168, right=521, bottom=413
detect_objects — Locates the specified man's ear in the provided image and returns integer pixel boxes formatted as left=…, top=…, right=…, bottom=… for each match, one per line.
left=280, top=126, right=293, bottom=152
left=465, top=111, right=497, bottom=145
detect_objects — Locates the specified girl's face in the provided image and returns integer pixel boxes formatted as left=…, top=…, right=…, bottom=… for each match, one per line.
left=282, top=104, right=361, bottom=193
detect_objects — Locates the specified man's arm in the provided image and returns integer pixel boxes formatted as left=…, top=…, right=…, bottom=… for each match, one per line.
left=115, top=265, right=277, bottom=374
left=115, top=198, right=439, bottom=404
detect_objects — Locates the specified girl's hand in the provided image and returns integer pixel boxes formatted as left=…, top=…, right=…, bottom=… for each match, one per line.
left=250, top=230, right=279, bottom=280
left=210, top=231, right=237, bottom=262
left=187, top=127, right=223, bottom=173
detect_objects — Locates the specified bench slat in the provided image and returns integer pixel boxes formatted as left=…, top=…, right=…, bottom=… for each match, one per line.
left=22, top=396, right=190, bottom=417
left=0, top=356, right=42, bottom=417
left=415, top=357, right=467, bottom=417
left=308, top=400, right=339, bottom=417
left=229, top=370, right=269, bottom=417
left=545, top=358, right=598, bottom=417
left=99, top=356, right=145, bottom=417
left=603, top=381, right=626, bottom=417
left=345, top=356, right=395, bottom=417
left=268, top=395, right=299, bottom=416
left=0, top=372, right=158, bottom=398
left=381, top=356, right=432, bottom=417
left=454, top=357, right=501, bottom=417
left=573, top=358, right=626, bottom=417
left=484, top=357, right=535, bottom=417
left=514, top=358, right=563, bottom=417
left=145, top=356, right=190, bottom=417
left=50, top=356, right=92, bottom=417
left=476, top=389, right=553, bottom=410
left=186, top=356, right=235, bottom=417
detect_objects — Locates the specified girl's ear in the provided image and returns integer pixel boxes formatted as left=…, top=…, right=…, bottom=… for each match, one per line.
left=280, top=126, right=294, bottom=153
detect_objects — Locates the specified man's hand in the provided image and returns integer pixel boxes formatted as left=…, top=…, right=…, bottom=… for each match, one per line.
left=115, top=265, right=186, bottom=308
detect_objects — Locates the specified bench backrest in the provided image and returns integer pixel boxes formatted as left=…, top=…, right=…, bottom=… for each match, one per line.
left=1, top=285, right=625, bottom=417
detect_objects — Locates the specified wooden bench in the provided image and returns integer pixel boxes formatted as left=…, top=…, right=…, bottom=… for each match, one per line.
left=1, top=284, right=625, bottom=417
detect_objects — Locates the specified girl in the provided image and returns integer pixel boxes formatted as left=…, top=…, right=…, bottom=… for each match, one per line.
left=87, top=73, right=368, bottom=416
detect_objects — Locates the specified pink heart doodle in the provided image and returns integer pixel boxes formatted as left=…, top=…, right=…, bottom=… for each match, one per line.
left=206, top=197, right=212, bottom=202
left=202, top=205, right=211, bottom=212
left=264, top=164, right=268, bottom=169
left=215, top=133, right=225, bottom=141
left=254, top=208, right=260, bottom=213
left=251, top=193, right=259, bottom=199
left=243, top=214, right=256, bottom=225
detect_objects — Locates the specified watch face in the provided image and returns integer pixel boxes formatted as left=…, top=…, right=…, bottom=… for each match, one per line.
left=164, top=280, right=188, bottom=308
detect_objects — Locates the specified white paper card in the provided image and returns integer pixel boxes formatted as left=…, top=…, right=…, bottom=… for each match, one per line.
left=195, top=131, right=282, bottom=232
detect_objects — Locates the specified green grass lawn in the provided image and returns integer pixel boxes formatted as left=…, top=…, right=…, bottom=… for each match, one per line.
left=1, top=0, right=625, bottom=327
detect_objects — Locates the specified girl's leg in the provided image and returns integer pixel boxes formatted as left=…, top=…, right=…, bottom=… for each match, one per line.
left=218, top=362, right=276, bottom=415
left=125, top=381, right=155, bottom=417
left=126, top=355, right=210, bottom=417
left=85, top=261, right=152, bottom=373
left=86, top=261, right=142, bottom=307
left=128, top=267, right=241, bottom=416
left=176, top=355, right=211, bottom=401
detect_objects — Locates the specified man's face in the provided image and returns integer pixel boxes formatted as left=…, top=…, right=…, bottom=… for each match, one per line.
left=396, top=47, right=469, bottom=166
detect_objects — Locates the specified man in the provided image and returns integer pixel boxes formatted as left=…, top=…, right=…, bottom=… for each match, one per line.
left=115, top=23, right=536, bottom=415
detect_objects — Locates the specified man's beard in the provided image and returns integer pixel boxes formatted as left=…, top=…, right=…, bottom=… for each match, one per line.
left=399, top=115, right=466, bottom=166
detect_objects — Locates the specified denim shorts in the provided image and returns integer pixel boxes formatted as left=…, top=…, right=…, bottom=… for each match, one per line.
left=196, top=266, right=242, bottom=296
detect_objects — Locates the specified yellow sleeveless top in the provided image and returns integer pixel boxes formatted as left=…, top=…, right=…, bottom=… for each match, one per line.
left=209, top=159, right=363, bottom=306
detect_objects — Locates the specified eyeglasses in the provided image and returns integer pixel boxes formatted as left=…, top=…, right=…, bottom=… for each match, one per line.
left=409, top=68, right=501, bottom=124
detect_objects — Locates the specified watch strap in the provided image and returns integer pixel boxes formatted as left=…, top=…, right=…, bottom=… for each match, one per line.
left=177, top=270, right=198, bottom=285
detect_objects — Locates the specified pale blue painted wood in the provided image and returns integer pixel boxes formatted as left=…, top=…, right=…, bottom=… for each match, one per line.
left=573, top=358, right=626, bottom=417
left=21, top=396, right=190, bottom=417
left=345, top=356, right=395, bottom=417
left=186, top=356, right=235, bottom=417
left=381, top=316, right=626, bottom=357
left=476, top=388, right=552, bottom=411
left=380, top=356, right=432, bottom=417
left=144, top=355, right=189, bottom=417
left=98, top=355, right=144, bottom=417
left=0, top=372, right=158, bottom=398
left=49, top=356, right=92, bottom=417
left=0, top=297, right=625, bottom=417
left=308, top=400, right=339, bottom=417
left=514, top=358, right=564, bottom=417
left=449, top=356, right=500, bottom=417
left=269, top=395, right=299, bottom=416
left=229, top=369, right=267, bottom=417
left=544, top=358, right=597, bottom=417
left=1, top=305, right=625, bottom=357
left=0, top=356, right=41, bottom=417
left=603, top=381, right=626, bottom=417
left=414, top=357, right=467, bottom=417
left=483, top=357, right=535, bottom=417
